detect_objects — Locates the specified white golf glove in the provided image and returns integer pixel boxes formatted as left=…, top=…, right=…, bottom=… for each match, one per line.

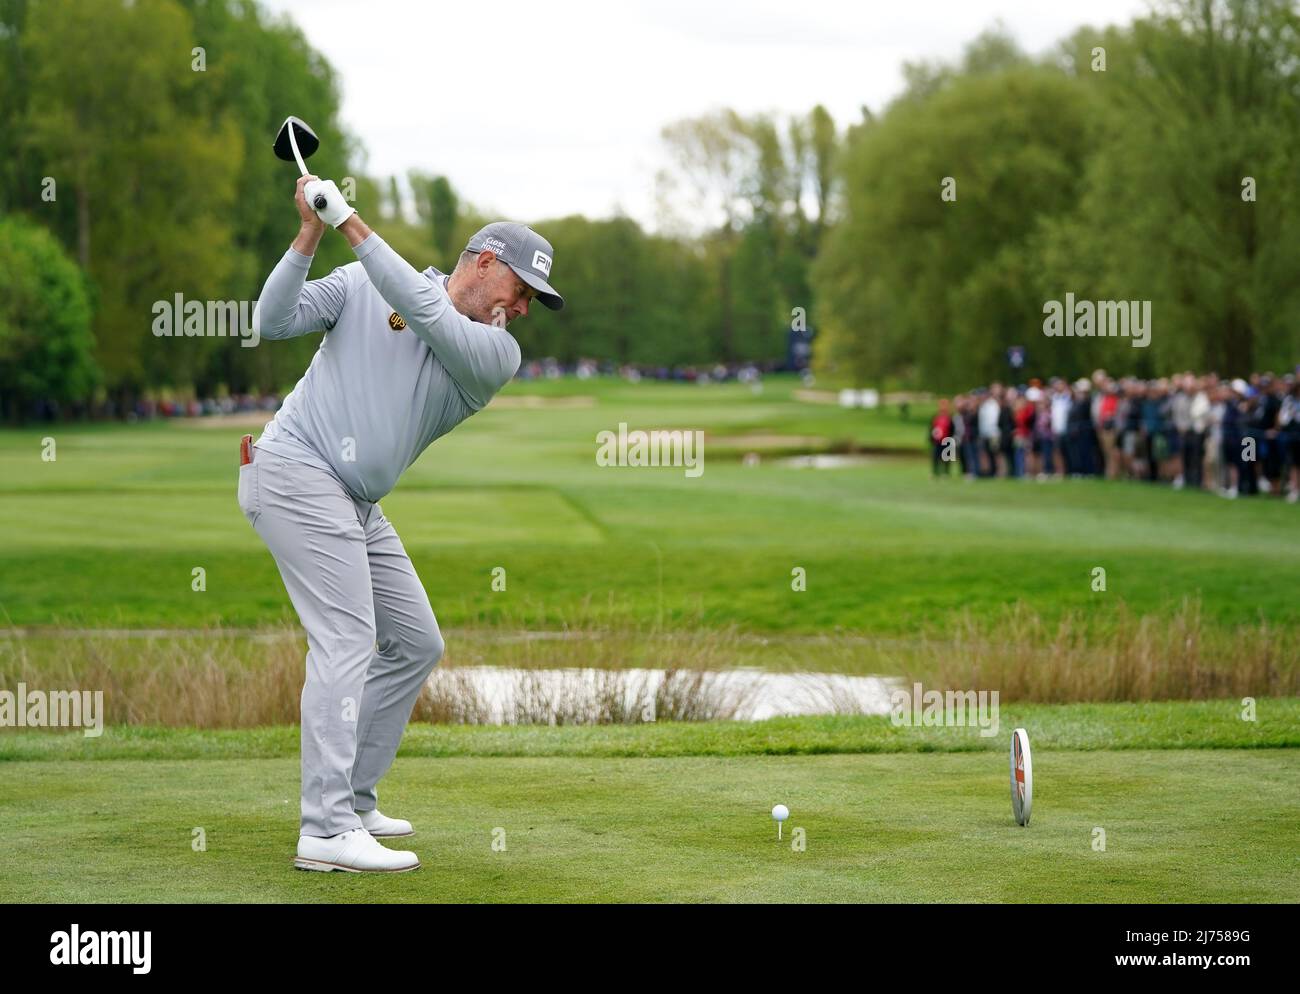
left=304, top=178, right=356, bottom=228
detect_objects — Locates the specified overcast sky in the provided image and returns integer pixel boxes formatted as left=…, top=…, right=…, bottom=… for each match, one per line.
left=256, top=0, right=1150, bottom=232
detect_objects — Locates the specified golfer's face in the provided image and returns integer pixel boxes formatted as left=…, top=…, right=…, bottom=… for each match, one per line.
left=489, top=260, right=537, bottom=325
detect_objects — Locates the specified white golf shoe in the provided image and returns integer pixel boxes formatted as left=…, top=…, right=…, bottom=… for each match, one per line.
left=293, top=828, right=419, bottom=873
left=357, top=808, right=415, bottom=838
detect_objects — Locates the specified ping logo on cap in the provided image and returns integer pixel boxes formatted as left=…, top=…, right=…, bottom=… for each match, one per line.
left=532, top=250, right=552, bottom=277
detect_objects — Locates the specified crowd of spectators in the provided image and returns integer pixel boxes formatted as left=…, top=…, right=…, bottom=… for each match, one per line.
left=9, top=391, right=287, bottom=422
left=116, top=389, right=282, bottom=420
left=929, top=369, right=1300, bottom=502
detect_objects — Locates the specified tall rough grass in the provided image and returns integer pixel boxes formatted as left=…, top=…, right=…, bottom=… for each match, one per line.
left=0, top=599, right=1293, bottom=729
left=904, top=599, right=1298, bottom=702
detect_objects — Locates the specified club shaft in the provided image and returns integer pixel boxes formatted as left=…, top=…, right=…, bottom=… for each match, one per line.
left=285, top=119, right=327, bottom=211
left=287, top=125, right=309, bottom=176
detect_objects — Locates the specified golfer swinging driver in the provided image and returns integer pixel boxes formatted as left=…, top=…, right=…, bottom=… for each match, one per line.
left=238, top=170, right=562, bottom=872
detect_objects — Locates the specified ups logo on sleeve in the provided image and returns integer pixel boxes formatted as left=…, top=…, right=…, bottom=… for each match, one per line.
left=388, top=312, right=407, bottom=331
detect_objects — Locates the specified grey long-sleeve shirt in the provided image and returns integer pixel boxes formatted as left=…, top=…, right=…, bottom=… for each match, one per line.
left=251, top=232, right=522, bottom=502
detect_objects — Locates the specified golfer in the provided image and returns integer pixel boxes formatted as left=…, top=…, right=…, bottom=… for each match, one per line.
left=237, top=175, right=563, bottom=872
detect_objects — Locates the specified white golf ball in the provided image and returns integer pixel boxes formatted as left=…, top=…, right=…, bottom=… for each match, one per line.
left=771, top=804, right=789, bottom=821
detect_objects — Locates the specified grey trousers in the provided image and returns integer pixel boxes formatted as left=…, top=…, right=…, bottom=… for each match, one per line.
left=237, top=446, right=444, bottom=837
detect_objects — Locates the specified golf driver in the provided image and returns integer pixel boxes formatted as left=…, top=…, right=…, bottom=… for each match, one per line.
left=274, top=115, right=327, bottom=210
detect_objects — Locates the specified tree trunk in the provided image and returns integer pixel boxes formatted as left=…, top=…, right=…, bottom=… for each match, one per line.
left=76, top=172, right=90, bottom=269
left=719, top=254, right=734, bottom=362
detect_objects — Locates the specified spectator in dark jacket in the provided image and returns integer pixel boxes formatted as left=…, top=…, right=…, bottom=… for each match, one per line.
left=1067, top=380, right=1097, bottom=477
left=1280, top=381, right=1300, bottom=503
left=1253, top=375, right=1284, bottom=494
left=1220, top=383, right=1244, bottom=499
left=1000, top=388, right=1018, bottom=478
left=956, top=395, right=979, bottom=479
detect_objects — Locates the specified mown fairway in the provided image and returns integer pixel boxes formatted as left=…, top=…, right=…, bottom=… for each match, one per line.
left=1, top=376, right=1298, bottom=634
left=1, top=707, right=1298, bottom=903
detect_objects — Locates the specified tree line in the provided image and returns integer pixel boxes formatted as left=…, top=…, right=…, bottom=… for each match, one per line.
left=815, top=1, right=1300, bottom=388
left=1, top=0, right=1296, bottom=421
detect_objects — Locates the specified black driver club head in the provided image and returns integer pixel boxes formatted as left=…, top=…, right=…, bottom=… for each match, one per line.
left=274, top=116, right=326, bottom=209
left=273, top=116, right=320, bottom=164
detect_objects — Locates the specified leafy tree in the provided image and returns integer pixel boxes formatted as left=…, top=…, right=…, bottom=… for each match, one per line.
left=1045, top=0, right=1300, bottom=374
left=19, top=0, right=241, bottom=409
left=815, top=63, right=1095, bottom=387
left=518, top=215, right=712, bottom=366
left=0, top=216, right=98, bottom=421
left=0, top=0, right=34, bottom=218
left=410, top=173, right=460, bottom=271
left=657, top=107, right=839, bottom=363
left=177, top=0, right=354, bottom=394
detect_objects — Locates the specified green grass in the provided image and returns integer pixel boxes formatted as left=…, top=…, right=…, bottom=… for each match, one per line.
left=0, top=735, right=1295, bottom=902
left=2, top=377, right=1297, bottom=902
left=1, top=375, right=1298, bottom=633
left=2, top=705, right=1294, bottom=903
left=3, top=701, right=1296, bottom=761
